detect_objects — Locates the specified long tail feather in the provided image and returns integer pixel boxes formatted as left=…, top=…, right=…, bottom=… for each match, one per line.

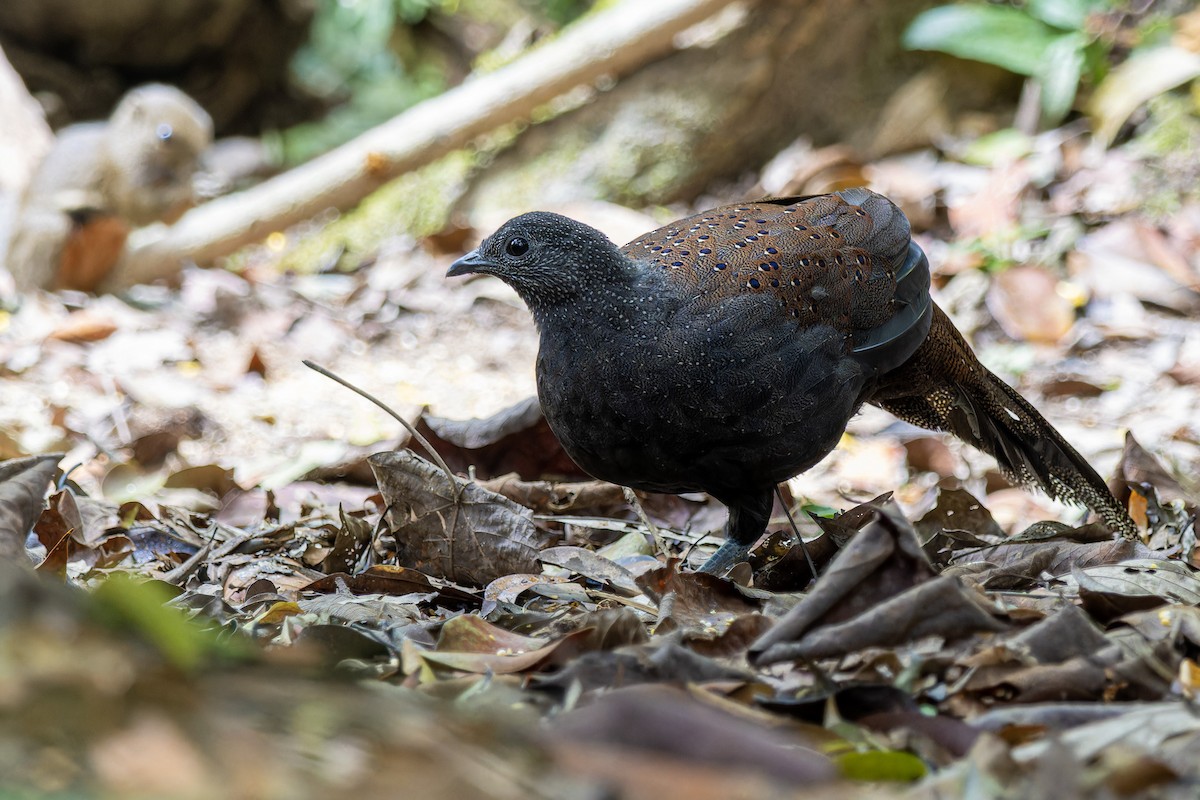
left=871, top=305, right=1137, bottom=538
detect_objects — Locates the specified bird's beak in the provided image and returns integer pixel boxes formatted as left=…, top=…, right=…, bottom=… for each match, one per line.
left=446, top=249, right=493, bottom=278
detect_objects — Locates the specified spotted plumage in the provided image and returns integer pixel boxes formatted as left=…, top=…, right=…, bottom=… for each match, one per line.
left=630, top=196, right=888, bottom=322
left=448, top=189, right=1136, bottom=574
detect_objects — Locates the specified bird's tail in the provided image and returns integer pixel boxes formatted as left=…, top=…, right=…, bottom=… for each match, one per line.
left=870, top=304, right=1137, bottom=538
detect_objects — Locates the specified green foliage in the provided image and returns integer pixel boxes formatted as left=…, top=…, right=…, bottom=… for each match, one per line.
left=91, top=574, right=248, bottom=671
left=1135, top=93, right=1200, bottom=158
left=903, top=4, right=1063, bottom=78
left=396, top=0, right=451, bottom=25
left=1027, top=0, right=1105, bottom=30
left=276, top=0, right=599, bottom=164
left=903, top=0, right=1113, bottom=126
left=532, top=0, right=594, bottom=25
left=293, top=0, right=454, bottom=97
left=959, top=127, right=1034, bottom=165
left=1129, top=93, right=1200, bottom=214
left=801, top=501, right=841, bottom=519
left=838, top=750, right=928, bottom=782
left=959, top=218, right=1054, bottom=274
left=1040, top=31, right=1090, bottom=122
left=279, top=0, right=455, bottom=164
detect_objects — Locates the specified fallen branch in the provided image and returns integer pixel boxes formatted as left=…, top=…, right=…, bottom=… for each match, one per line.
left=102, top=0, right=746, bottom=290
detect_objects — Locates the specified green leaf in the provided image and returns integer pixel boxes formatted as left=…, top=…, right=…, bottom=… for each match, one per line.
left=92, top=574, right=242, bottom=671
left=1027, top=0, right=1109, bottom=31
left=903, top=5, right=1059, bottom=77
left=800, top=501, right=840, bottom=519
left=960, top=128, right=1034, bottom=166
left=838, top=750, right=928, bottom=782
left=1038, top=33, right=1088, bottom=124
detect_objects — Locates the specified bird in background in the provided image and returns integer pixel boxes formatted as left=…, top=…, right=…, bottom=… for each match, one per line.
left=448, top=188, right=1137, bottom=573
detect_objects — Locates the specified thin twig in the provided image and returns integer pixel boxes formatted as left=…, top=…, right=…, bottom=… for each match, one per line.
left=623, top=486, right=667, bottom=557
left=161, top=517, right=255, bottom=585
left=302, top=360, right=461, bottom=498
left=776, top=485, right=818, bottom=579
left=587, top=589, right=658, bottom=615
left=160, top=542, right=212, bottom=586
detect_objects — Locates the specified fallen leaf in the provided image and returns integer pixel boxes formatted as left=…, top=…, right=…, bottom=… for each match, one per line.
left=1087, top=46, right=1200, bottom=146
left=370, top=450, right=552, bottom=585
left=45, top=311, right=118, bottom=343
left=304, top=564, right=478, bottom=607
left=0, top=453, right=62, bottom=562
left=550, top=684, right=835, bottom=785
left=481, top=572, right=571, bottom=616
left=420, top=614, right=557, bottom=674
left=539, top=545, right=641, bottom=596
left=987, top=265, right=1076, bottom=344
left=753, top=503, right=1004, bottom=663
left=1113, top=432, right=1197, bottom=517
left=1073, top=559, right=1200, bottom=608
left=416, top=396, right=586, bottom=481
left=1071, top=220, right=1200, bottom=312
left=837, top=750, right=926, bottom=782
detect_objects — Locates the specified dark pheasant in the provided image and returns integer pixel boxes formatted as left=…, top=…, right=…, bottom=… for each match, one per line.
left=448, top=189, right=1137, bottom=573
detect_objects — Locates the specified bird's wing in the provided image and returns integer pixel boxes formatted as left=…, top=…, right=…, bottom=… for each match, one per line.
left=620, top=189, right=931, bottom=374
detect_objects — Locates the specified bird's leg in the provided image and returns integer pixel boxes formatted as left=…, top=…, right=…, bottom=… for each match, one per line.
left=697, top=539, right=754, bottom=575
left=698, top=489, right=773, bottom=574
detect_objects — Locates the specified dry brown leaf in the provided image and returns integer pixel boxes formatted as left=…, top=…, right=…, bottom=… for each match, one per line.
left=1072, top=220, right=1200, bottom=312
left=416, top=396, right=587, bottom=481
left=481, top=572, right=573, bottom=615
left=480, top=474, right=628, bottom=516
left=1074, top=559, right=1200, bottom=607
left=45, top=311, right=118, bottom=343
left=535, top=639, right=751, bottom=697
left=752, top=504, right=1006, bottom=663
left=950, top=537, right=1151, bottom=586
left=305, top=564, right=478, bottom=607
left=916, top=487, right=1006, bottom=547
left=756, top=138, right=865, bottom=198
left=947, top=161, right=1028, bottom=239
left=637, top=561, right=762, bottom=641
left=1113, top=431, right=1197, bottom=516
left=420, top=614, right=558, bottom=674
left=903, top=436, right=960, bottom=478
left=1134, top=222, right=1200, bottom=291
left=1039, top=377, right=1104, bottom=399
left=0, top=453, right=62, bottom=562
left=1012, top=703, right=1200, bottom=763
left=371, top=450, right=552, bottom=585
left=539, top=545, right=641, bottom=596
left=1087, top=46, right=1200, bottom=146
left=549, top=684, right=836, bottom=786
left=986, top=265, right=1075, bottom=344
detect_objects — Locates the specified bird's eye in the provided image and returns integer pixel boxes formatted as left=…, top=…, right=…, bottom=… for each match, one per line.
left=505, top=237, right=529, bottom=257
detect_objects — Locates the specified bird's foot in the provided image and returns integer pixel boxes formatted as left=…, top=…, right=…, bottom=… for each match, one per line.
left=697, top=540, right=753, bottom=575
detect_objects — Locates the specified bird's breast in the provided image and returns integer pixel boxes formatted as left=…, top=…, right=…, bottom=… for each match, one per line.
left=533, top=299, right=873, bottom=495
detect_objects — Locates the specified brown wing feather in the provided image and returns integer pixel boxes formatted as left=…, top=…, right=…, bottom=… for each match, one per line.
left=621, top=189, right=914, bottom=338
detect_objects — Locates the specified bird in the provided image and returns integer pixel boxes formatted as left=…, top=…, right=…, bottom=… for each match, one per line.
left=447, top=189, right=1137, bottom=573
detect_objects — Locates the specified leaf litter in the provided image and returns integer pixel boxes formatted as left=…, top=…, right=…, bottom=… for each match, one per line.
left=4, top=73, right=1200, bottom=800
